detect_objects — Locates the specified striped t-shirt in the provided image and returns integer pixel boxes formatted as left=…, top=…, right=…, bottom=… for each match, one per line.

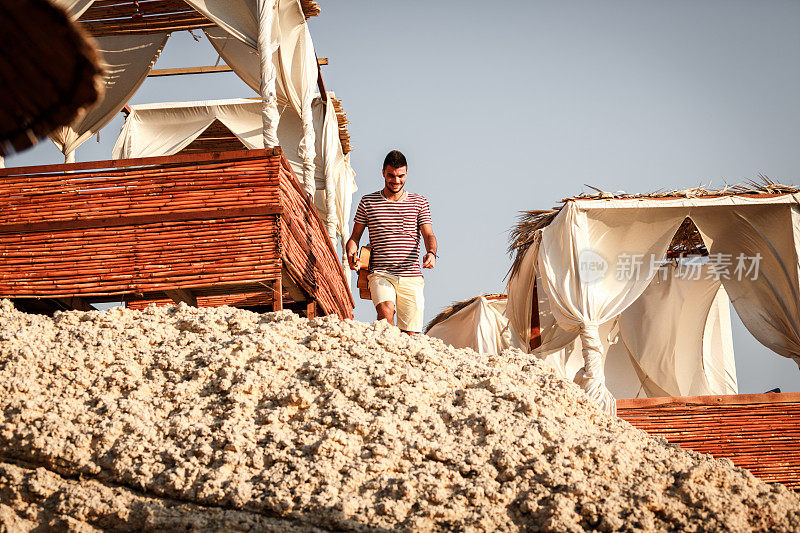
left=354, top=191, right=432, bottom=276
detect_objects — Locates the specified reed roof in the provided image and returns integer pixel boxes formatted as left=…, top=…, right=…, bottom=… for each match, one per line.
left=508, top=178, right=800, bottom=278
left=0, top=0, right=103, bottom=156
left=77, top=0, right=321, bottom=37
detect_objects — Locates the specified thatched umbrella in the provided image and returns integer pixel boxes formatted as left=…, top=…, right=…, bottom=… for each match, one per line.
left=0, top=0, right=103, bottom=157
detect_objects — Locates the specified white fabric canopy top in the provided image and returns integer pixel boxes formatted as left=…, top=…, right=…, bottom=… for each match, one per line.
left=50, top=33, right=169, bottom=163
left=184, top=0, right=319, bottom=196
left=507, top=194, right=800, bottom=415
left=112, top=97, right=357, bottom=248
left=50, top=0, right=321, bottom=190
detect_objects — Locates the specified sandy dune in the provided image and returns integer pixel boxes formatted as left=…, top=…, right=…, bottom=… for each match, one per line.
left=0, top=300, right=798, bottom=531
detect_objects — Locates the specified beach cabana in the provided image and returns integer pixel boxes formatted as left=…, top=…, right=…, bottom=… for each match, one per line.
left=505, top=183, right=800, bottom=415
left=0, top=0, right=357, bottom=318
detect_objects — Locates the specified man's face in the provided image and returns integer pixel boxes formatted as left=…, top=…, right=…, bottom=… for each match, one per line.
left=383, top=165, right=407, bottom=193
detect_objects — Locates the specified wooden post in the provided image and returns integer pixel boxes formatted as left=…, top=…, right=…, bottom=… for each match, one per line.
left=272, top=278, right=283, bottom=311
left=529, top=279, right=542, bottom=351
left=306, top=300, right=316, bottom=318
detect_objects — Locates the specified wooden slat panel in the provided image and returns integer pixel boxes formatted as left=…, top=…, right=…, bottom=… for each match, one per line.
left=0, top=217, right=281, bottom=297
left=81, top=12, right=214, bottom=36
left=618, top=392, right=800, bottom=491
left=0, top=149, right=352, bottom=318
left=0, top=148, right=281, bottom=178
left=79, top=0, right=196, bottom=21
left=277, top=158, right=354, bottom=319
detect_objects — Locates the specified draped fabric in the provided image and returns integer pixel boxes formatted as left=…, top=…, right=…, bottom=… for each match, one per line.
left=320, top=95, right=358, bottom=255
left=50, top=33, right=168, bottom=162
left=507, top=194, right=800, bottom=413
left=183, top=0, right=260, bottom=48
left=204, top=27, right=264, bottom=95
left=427, top=297, right=519, bottom=355
left=112, top=97, right=357, bottom=245
left=535, top=203, right=686, bottom=414
left=187, top=0, right=318, bottom=195
left=51, top=0, right=95, bottom=19
left=692, top=204, right=800, bottom=368
left=615, top=263, right=738, bottom=397
left=113, top=98, right=263, bottom=158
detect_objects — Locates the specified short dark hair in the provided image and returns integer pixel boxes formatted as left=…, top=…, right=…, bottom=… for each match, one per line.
left=383, top=150, right=407, bottom=170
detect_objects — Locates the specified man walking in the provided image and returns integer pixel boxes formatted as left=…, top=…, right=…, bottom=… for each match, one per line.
left=346, top=150, right=437, bottom=333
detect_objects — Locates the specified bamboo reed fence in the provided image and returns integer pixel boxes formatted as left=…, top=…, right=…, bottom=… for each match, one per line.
left=617, top=392, right=800, bottom=491
left=0, top=149, right=353, bottom=319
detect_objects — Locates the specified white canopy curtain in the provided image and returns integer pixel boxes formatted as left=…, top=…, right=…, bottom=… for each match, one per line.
left=427, top=297, right=522, bottom=355
left=112, top=97, right=357, bottom=252
left=614, top=263, right=737, bottom=397
left=507, top=194, right=800, bottom=415
left=49, top=33, right=169, bottom=163
left=184, top=0, right=319, bottom=197
left=535, top=203, right=687, bottom=414
left=691, top=204, right=800, bottom=368
left=51, top=0, right=94, bottom=19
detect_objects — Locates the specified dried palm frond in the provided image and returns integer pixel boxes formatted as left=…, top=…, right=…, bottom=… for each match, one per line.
left=506, top=209, right=558, bottom=278
left=507, top=177, right=798, bottom=278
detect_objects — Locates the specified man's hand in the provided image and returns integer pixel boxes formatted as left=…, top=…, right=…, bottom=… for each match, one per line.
left=420, top=224, right=437, bottom=270
left=345, top=222, right=366, bottom=271
left=423, top=252, right=436, bottom=269
left=347, top=249, right=359, bottom=270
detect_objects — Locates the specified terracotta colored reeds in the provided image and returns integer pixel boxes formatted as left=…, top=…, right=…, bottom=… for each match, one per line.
left=0, top=149, right=353, bottom=318
left=618, top=393, right=800, bottom=491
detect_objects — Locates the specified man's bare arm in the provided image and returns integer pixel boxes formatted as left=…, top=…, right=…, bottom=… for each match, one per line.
left=345, top=222, right=366, bottom=270
left=420, top=223, right=437, bottom=269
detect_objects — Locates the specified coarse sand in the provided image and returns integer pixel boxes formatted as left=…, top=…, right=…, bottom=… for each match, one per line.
left=0, top=299, right=798, bottom=531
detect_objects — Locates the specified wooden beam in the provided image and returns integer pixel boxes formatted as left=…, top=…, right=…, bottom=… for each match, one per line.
left=149, top=65, right=233, bottom=77
left=164, top=288, right=197, bottom=307
left=271, top=278, right=283, bottom=311
left=147, top=59, right=326, bottom=78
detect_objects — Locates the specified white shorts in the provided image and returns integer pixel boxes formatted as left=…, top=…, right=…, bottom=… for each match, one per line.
left=368, top=272, right=425, bottom=332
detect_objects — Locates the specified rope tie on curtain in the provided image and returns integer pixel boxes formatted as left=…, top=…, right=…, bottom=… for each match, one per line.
left=574, top=321, right=617, bottom=416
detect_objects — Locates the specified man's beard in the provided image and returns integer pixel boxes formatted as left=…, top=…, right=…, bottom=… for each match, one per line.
left=387, top=183, right=404, bottom=192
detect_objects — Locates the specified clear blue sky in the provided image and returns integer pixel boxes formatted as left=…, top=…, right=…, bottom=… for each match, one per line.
left=8, top=0, right=800, bottom=393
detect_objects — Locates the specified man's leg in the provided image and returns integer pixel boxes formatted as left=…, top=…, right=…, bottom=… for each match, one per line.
left=368, top=273, right=399, bottom=326
left=395, top=276, right=425, bottom=334
left=375, top=301, right=396, bottom=326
